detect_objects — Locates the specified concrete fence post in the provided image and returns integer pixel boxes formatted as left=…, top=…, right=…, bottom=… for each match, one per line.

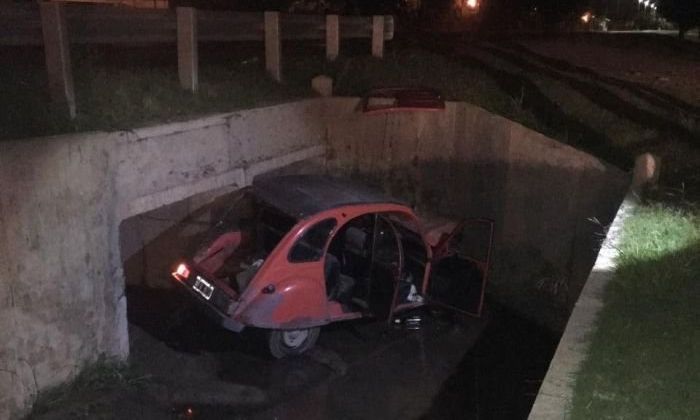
left=326, top=14, right=339, bottom=61
left=632, top=152, right=660, bottom=192
left=371, top=15, right=384, bottom=58
left=311, top=75, right=333, bottom=97
left=265, top=11, right=282, bottom=82
left=39, top=2, right=76, bottom=119
left=177, top=7, right=198, bottom=92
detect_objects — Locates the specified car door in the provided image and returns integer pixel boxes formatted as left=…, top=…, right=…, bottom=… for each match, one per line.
left=368, top=215, right=404, bottom=321
left=424, top=218, right=494, bottom=317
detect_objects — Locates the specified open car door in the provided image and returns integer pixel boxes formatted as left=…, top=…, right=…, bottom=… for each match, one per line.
left=369, top=215, right=405, bottom=322
left=425, top=218, right=494, bottom=317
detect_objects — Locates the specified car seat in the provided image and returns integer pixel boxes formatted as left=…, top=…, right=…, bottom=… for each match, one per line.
left=325, top=253, right=355, bottom=303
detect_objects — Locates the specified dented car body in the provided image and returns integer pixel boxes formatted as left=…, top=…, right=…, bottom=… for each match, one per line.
left=172, top=175, right=493, bottom=357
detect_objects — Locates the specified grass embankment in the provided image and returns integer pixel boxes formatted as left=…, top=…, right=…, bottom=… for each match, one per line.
left=0, top=43, right=531, bottom=140
left=570, top=201, right=700, bottom=418
left=0, top=45, right=319, bottom=140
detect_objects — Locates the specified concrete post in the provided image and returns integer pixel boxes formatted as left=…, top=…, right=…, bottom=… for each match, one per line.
left=326, top=15, right=339, bottom=61
left=371, top=15, right=384, bottom=58
left=311, top=75, right=333, bottom=97
left=265, top=11, right=282, bottom=82
left=632, top=153, right=660, bottom=191
left=39, top=2, right=76, bottom=119
left=177, top=7, right=198, bottom=92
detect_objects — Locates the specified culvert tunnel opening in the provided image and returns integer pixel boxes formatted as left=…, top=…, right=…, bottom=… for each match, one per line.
left=117, top=153, right=628, bottom=418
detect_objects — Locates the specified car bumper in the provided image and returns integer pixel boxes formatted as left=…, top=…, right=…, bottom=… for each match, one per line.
left=175, top=276, right=246, bottom=333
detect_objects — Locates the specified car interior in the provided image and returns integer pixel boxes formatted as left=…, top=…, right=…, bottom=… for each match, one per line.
left=324, top=213, right=429, bottom=318
left=194, top=192, right=297, bottom=293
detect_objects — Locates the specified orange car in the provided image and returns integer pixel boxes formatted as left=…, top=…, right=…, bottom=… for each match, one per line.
left=172, top=175, right=493, bottom=358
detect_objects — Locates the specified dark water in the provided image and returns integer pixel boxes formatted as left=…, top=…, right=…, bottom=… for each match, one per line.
left=421, top=301, right=559, bottom=420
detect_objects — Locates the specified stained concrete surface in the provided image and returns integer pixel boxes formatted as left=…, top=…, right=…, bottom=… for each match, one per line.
left=0, top=100, right=326, bottom=419
left=324, top=99, right=629, bottom=331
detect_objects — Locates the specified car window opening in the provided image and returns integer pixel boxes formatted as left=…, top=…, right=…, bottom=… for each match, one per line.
left=324, top=213, right=428, bottom=317
left=193, top=191, right=297, bottom=294
left=289, top=218, right=337, bottom=263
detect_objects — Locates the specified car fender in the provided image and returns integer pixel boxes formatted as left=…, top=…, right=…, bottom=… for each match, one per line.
left=236, top=277, right=329, bottom=330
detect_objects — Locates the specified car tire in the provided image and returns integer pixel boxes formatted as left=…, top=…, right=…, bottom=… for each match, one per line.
left=268, top=327, right=320, bottom=359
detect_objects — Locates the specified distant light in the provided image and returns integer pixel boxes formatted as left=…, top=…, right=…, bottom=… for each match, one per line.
left=644, top=0, right=650, bottom=6
left=581, top=12, right=591, bottom=23
left=637, top=0, right=643, bottom=3
left=466, top=0, right=478, bottom=9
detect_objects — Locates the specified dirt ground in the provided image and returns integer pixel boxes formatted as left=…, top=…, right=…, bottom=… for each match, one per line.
left=520, top=36, right=700, bottom=108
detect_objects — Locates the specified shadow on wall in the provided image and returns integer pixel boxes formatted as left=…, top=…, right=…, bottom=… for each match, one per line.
left=329, top=159, right=628, bottom=331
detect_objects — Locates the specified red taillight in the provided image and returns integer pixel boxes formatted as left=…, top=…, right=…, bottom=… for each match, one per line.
left=172, top=263, right=191, bottom=281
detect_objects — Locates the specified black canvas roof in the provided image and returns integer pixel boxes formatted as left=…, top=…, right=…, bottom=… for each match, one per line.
left=253, top=175, right=405, bottom=219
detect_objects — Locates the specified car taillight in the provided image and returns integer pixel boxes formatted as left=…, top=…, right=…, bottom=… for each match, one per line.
left=172, top=263, right=191, bottom=281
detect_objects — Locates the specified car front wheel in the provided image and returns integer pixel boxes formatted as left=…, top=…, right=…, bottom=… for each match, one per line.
left=268, top=327, right=320, bottom=358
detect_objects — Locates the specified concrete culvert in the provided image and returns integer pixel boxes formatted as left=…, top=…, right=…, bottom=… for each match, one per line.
left=2, top=98, right=629, bottom=419
left=116, top=99, right=628, bottom=415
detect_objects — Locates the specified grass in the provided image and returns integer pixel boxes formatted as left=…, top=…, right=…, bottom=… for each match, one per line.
left=0, top=45, right=319, bottom=140
left=0, top=43, right=534, bottom=140
left=29, top=356, right=151, bottom=418
left=570, top=201, right=700, bottom=419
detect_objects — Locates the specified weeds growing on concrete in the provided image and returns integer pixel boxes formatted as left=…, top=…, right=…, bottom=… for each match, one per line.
left=29, top=355, right=151, bottom=418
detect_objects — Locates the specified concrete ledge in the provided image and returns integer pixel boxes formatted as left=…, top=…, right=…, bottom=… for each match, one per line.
left=243, top=144, right=326, bottom=185
left=528, top=191, right=639, bottom=419
left=122, top=168, right=245, bottom=220
left=120, top=144, right=325, bottom=219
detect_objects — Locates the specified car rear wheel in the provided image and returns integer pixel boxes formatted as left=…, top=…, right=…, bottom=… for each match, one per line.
left=268, top=327, right=320, bottom=358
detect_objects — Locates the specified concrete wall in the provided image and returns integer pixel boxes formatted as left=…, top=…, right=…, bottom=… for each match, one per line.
left=0, top=133, right=123, bottom=420
left=0, top=100, right=325, bottom=420
left=323, top=98, right=629, bottom=330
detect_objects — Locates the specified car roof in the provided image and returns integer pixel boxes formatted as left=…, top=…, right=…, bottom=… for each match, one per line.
left=253, top=175, right=407, bottom=219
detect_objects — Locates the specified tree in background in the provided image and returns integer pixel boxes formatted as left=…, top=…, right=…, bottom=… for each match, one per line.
left=657, top=0, right=700, bottom=39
